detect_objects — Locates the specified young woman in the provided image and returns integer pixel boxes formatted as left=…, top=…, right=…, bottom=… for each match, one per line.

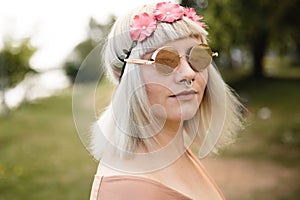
left=88, top=2, right=243, bottom=199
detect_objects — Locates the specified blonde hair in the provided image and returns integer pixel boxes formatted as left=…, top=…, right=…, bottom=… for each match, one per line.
left=90, top=4, right=244, bottom=160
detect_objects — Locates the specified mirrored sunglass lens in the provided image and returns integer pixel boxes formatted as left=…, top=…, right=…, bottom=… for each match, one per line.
left=189, top=45, right=212, bottom=71
left=155, top=47, right=180, bottom=74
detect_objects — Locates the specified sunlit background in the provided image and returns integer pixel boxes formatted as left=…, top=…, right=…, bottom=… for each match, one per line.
left=0, top=0, right=299, bottom=199
left=0, top=0, right=168, bottom=108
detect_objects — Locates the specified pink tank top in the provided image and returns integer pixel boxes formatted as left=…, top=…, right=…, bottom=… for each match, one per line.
left=90, top=149, right=225, bottom=200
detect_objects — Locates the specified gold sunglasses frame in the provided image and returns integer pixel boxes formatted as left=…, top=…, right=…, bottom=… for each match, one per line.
left=124, top=44, right=218, bottom=67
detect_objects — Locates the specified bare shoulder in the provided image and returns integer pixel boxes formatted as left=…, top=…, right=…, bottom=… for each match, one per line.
left=95, top=161, right=129, bottom=177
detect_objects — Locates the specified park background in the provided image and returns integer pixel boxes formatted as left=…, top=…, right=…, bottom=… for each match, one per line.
left=0, top=0, right=299, bottom=199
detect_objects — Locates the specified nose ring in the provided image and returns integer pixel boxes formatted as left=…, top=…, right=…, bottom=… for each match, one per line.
left=183, top=79, right=193, bottom=88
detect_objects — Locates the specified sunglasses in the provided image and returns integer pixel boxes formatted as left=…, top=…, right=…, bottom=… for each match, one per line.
left=124, top=44, right=218, bottom=75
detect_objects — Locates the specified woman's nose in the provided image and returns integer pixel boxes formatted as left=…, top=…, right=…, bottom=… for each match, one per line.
left=175, top=56, right=196, bottom=82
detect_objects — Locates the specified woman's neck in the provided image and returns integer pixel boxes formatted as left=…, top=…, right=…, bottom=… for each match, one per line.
left=153, top=120, right=185, bottom=151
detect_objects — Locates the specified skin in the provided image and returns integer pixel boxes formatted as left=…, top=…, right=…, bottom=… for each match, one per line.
left=141, top=37, right=208, bottom=122
left=139, top=38, right=222, bottom=199
left=140, top=37, right=208, bottom=144
left=96, top=37, right=223, bottom=200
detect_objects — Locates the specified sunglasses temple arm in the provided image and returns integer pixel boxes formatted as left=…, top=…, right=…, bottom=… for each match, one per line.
left=212, top=52, right=218, bottom=57
left=124, top=58, right=155, bottom=65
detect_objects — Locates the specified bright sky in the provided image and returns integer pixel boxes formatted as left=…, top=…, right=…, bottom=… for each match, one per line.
left=0, top=0, right=179, bottom=71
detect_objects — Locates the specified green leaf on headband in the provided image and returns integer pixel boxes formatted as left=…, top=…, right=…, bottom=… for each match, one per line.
left=119, top=55, right=126, bottom=60
left=114, top=62, right=123, bottom=68
left=123, top=49, right=129, bottom=54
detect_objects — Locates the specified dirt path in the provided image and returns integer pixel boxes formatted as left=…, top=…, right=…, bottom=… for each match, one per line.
left=202, top=157, right=300, bottom=200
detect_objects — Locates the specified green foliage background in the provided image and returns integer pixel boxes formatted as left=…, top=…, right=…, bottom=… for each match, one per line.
left=1, top=1, right=300, bottom=199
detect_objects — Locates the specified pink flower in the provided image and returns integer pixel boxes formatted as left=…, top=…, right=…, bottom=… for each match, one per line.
left=154, top=2, right=184, bottom=22
left=130, top=12, right=157, bottom=42
left=198, top=22, right=205, bottom=28
left=184, top=7, right=205, bottom=28
left=184, top=7, right=202, bottom=21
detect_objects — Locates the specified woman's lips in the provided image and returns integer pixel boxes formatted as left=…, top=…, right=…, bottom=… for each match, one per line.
left=169, top=90, right=198, bottom=101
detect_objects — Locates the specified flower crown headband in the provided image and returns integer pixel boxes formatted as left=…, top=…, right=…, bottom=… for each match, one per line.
left=117, top=1, right=205, bottom=81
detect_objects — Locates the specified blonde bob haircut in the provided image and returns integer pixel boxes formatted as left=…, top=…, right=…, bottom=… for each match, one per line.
left=90, top=4, right=244, bottom=160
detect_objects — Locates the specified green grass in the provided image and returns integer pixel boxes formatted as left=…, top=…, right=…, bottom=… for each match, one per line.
left=222, top=77, right=300, bottom=167
left=0, top=91, right=98, bottom=200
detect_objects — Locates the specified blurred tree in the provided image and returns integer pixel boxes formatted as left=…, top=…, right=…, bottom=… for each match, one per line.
left=181, top=0, right=300, bottom=78
left=0, top=37, right=37, bottom=113
left=64, top=17, right=115, bottom=83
